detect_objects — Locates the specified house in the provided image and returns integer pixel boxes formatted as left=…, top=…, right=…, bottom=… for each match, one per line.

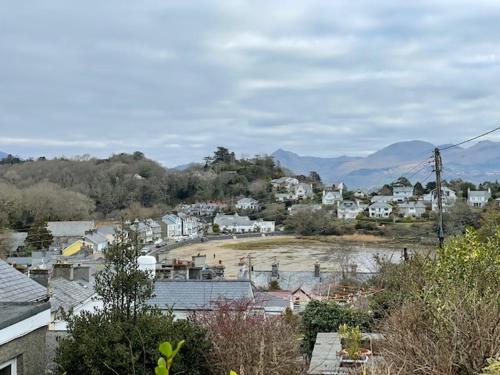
left=337, top=200, right=363, bottom=220
left=145, top=219, right=162, bottom=241
left=161, top=214, right=183, bottom=239
left=296, top=183, right=314, bottom=200
left=424, top=187, right=457, bottom=212
left=254, top=291, right=293, bottom=315
left=48, top=264, right=100, bottom=331
left=178, top=202, right=227, bottom=216
left=322, top=190, right=342, bottom=205
left=353, top=189, right=367, bottom=199
left=275, top=191, right=296, bottom=202
left=370, top=195, right=393, bottom=204
left=84, top=230, right=108, bottom=252
left=254, top=219, right=275, bottom=233
left=235, top=197, right=260, bottom=211
left=467, top=188, right=491, bottom=208
left=398, top=201, right=426, bottom=218
left=270, top=177, right=299, bottom=191
left=0, top=260, right=51, bottom=374
left=369, top=202, right=393, bottom=218
left=96, top=224, right=128, bottom=244
left=393, top=186, right=414, bottom=202
left=129, top=221, right=154, bottom=243
left=177, top=213, right=200, bottom=237
left=147, top=280, right=255, bottom=319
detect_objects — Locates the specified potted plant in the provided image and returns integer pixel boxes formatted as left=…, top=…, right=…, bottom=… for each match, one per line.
left=338, top=324, right=372, bottom=367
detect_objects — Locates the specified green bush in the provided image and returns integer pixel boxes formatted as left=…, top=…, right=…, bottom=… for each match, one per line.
left=301, top=300, right=373, bottom=357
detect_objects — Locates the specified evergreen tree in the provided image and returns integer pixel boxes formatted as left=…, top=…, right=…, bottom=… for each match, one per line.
left=25, top=220, right=53, bottom=250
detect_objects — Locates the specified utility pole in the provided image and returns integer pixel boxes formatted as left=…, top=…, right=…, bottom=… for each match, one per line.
left=434, top=148, right=444, bottom=248
left=247, top=254, right=253, bottom=283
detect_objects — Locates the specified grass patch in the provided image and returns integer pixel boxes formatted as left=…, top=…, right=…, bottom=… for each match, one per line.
left=220, top=237, right=322, bottom=250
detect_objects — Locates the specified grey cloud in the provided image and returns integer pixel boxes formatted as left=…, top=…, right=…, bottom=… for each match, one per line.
left=1, top=0, right=500, bottom=167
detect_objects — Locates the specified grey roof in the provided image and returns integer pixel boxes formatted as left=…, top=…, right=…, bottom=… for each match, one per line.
left=148, top=280, right=254, bottom=311
left=237, top=197, right=258, bottom=204
left=47, top=221, right=95, bottom=237
left=84, top=232, right=108, bottom=245
left=393, top=186, right=413, bottom=193
left=370, top=201, right=392, bottom=209
left=0, top=302, right=51, bottom=330
left=308, top=333, right=343, bottom=374
left=96, top=225, right=120, bottom=236
left=338, top=200, right=357, bottom=210
left=0, top=259, right=48, bottom=302
left=162, top=214, right=181, bottom=225
left=254, top=291, right=290, bottom=310
left=49, top=278, right=96, bottom=313
left=252, top=271, right=335, bottom=294
left=214, top=214, right=254, bottom=227
left=370, top=195, right=393, bottom=203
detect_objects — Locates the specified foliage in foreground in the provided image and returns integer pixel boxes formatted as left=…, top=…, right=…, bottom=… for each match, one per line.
left=378, top=228, right=500, bottom=375
left=301, top=300, right=373, bottom=357
left=192, top=300, right=304, bottom=375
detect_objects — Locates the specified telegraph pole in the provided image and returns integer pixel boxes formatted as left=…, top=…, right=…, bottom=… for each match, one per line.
left=247, top=254, right=253, bottom=283
left=434, top=148, right=444, bottom=248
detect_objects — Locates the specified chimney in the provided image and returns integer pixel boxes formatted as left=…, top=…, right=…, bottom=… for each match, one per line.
left=52, top=263, right=74, bottom=281
left=30, top=268, right=49, bottom=287
left=73, top=265, right=91, bottom=282
left=314, top=261, right=320, bottom=278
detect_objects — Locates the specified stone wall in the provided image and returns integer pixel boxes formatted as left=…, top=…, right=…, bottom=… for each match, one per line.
left=0, top=326, right=47, bottom=375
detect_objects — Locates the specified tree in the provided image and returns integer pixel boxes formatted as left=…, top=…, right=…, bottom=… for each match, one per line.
left=25, top=220, right=53, bottom=251
left=413, top=181, right=425, bottom=196
left=392, top=176, right=412, bottom=187
left=0, top=230, right=11, bottom=259
left=55, top=230, right=211, bottom=375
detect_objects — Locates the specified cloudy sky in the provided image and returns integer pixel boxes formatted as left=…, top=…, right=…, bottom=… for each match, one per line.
left=1, top=0, right=500, bottom=166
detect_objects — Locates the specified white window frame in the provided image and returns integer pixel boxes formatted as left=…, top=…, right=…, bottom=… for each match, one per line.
left=0, top=358, right=17, bottom=375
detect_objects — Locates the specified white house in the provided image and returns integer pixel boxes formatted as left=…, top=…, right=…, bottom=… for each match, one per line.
left=424, top=187, right=457, bottom=212
left=275, top=191, right=296, bottom=202
left=270, top=177, right=299, bottom=190
left=295, top=183, right=314, bottom=200
left=392, top=186, right=414, bottom=202
left=337, top=200, right=363, bottom=220
left=130, top=221, right=153, bottom=243
left=322, top=190, right=342, bottom=205
left=162, top=214, right=183, bottom=239
left=214, top=213, right=274, bottom=233
left=467, top=188, right=491, bottom=208
left=397, top=201, right=426, bottom=218
left=177, top=213, right=200, bottom=237
left=369, top=202, right=393, bottom=218
left=83, top=231, right=108, bottom=252
left=235, top=197, right=260, bottom=211
left=145, top=219, right=162, bottom=241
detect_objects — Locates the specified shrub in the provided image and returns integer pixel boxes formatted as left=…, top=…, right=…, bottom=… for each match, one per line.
left=301, top=300, right=373, bottom=357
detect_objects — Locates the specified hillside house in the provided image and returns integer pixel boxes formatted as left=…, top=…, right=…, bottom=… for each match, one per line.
left=288, top=204, right=322, bottom=215
left=270, top=177, right=299, bottom=190
left=129, top=221, right=153, bottom=243
left=177, top=202, right=226, bottom=216
left=337, top=200, right=363, bottom=220
left=47, top=221, right=95, bottom=248
left=467, top=188, right=491, bottom=208
left=397, top=201, right=426, bottom=218
left=213, top=213, right=275, bottom=233
left=96, top=225, right=128, bottom=244
left=162, top=214, right=183, bottom=239
left=369, top=201, right=393, bottom=218
left=0, top=260, right=51, bottom=374
left=83, top=231, right=108, bottom=252
left=393, top=186, right=414, bottom=202
left=177, top=213, right=200, bottom=237
left=424, top=187, right=457, bottom=212
left=235, top=197, right=260, bottom=211
left=322, top=190, right=342, bottom=205
left=254, top=219, right=275, bottom=233
left=145, top=219, right=162, bottom=241
left=295, top=183, right=314, bottom=199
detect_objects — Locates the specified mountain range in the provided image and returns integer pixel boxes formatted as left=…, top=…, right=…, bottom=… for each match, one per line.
left=272, top=140, right=500, bottom=188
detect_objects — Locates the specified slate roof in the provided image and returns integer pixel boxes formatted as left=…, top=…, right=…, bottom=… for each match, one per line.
left=162, top=214, right=182, bottom=225
left=0, top=302, right=51, bottom=330
left=214, top=213, right=254, bottom=227
left=370, top=195, right=393, bottom=203
left=49, top=278, right=96, bottom=313
left=84, top=232, right=108, bottom=245
left=237, top=197, right=258, bottom=205
left=370, top=201, right=392, bottom=209
left=47, top=221, right=95, bottom=237
left=0, top=259, right=48, bottom=302
left=393, top=186, right=414, bottom=194
left=148, top=280, right=254, bottom=311
left=469, top=190, right=491, bottom=199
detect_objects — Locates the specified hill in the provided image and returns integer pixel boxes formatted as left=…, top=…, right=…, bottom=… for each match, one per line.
left=272, top=140, right=500, bottom=187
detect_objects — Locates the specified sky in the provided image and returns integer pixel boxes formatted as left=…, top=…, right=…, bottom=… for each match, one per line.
left=1, top=0, right=500, bottom=167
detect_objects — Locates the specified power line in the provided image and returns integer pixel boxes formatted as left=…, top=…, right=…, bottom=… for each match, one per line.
left=439, top=126, right=500, bottom=151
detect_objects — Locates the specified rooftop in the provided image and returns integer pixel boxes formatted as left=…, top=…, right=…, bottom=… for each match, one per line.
left=50, top=278, right=96, bottom=313
left=148, top=280, right=254, bottom=311
left=47, top=221, right=95, bottom=237
left=0, top=259, right=48, bottom=303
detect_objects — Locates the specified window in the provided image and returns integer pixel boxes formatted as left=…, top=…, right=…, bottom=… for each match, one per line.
left=0, top=358, right=17, bottom=375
